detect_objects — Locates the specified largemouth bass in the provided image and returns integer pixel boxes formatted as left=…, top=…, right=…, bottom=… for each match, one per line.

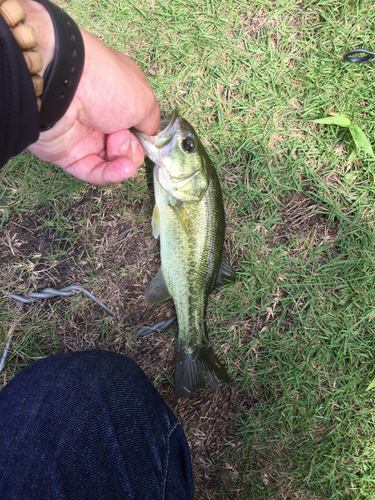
left=133, top=111, right=235, bottom=397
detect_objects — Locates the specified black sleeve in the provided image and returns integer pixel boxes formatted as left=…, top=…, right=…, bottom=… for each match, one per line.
left=0, top=13, right=39, bottom=168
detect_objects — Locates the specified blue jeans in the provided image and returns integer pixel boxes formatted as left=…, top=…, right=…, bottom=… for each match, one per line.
left=0, top=350, right=194, bottom=499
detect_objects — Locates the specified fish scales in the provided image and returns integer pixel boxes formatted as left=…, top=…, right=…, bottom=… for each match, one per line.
left=156, top=162, right=223, bottom=345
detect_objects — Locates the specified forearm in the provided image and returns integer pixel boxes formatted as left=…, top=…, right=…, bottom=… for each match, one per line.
left=0, top=0, right=82, bottom=167
left=0, top=8, right=39, bottom=166
left=0, top=0, right=55, bottom=167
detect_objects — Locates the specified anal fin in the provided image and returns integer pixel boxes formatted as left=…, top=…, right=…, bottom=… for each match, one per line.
left=144, top=268, right=171, bottom=303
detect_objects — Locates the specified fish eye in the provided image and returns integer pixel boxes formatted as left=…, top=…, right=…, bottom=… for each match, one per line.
left=182, top=137, right=196, bottom=153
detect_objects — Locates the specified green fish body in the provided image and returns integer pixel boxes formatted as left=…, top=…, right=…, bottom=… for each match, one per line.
left=133, top=111, right=235, bottom=397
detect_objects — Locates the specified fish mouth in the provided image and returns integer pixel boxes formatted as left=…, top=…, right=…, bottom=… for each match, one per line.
left=156, top=109, right=179, bottom=137
left=158, top=167, right=202, bottom=191
left=167, top=169, right=201, bottom=182
left=131, top=110, right=180, bottom=159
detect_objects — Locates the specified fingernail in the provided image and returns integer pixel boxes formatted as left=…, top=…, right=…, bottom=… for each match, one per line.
left=119, top=137, right=131, bottom=155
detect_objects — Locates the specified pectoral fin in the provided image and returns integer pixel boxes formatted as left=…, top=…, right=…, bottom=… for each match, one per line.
left=169, top=204, right=192, bottom=235
left=152, top=205, right=160, bottom=239
left=144, top=268, right=171, bottom=303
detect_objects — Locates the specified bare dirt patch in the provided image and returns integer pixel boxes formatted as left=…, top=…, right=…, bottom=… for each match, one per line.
left=269, top=191, right=338, bottom=258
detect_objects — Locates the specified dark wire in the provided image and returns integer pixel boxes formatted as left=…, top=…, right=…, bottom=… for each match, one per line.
left=123, top=316, right=178, bottom=355
left=343, top=48, right=375, bottom=64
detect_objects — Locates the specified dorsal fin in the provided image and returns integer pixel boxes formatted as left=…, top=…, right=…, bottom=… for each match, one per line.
left=209, top=256, right=236, bottom=294
left=216, top=256, right=236, bottom=284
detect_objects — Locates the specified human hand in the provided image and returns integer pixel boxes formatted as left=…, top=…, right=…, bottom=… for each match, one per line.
left=21, top=2, right=159, bottom=184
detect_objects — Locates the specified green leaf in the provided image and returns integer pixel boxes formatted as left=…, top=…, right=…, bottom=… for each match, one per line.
left=349, top=124, right=375, bottom=158
left=366, top=379, right=375, bottom=392
left=312, top=116, right=352, bottom=127
left=348, top=148, right=357, bottom=163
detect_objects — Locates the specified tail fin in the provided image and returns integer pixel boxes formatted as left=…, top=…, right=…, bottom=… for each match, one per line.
left=175, top=343, right=230, bottom=398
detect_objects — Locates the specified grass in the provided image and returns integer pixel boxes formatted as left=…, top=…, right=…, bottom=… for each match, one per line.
left=2, top=0, right=375, bottom=498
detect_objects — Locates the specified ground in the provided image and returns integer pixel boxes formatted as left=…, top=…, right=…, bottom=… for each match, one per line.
left=0, top=177, right=253, bottom=499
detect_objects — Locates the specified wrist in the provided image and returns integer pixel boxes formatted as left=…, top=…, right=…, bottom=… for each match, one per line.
left=18, top=0, right=54, bottom=75
left=0, top=0, right=84, bottom=129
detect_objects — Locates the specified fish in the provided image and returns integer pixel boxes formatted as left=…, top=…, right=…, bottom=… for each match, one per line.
left=132, top=110, right=235, bottom=397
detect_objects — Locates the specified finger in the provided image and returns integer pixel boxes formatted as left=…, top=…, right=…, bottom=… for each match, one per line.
left=133, top=100, right=160, bottom=136
left=106, top=129, right=145, bottom=167
left=64, top=155, right=138, bottom=185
